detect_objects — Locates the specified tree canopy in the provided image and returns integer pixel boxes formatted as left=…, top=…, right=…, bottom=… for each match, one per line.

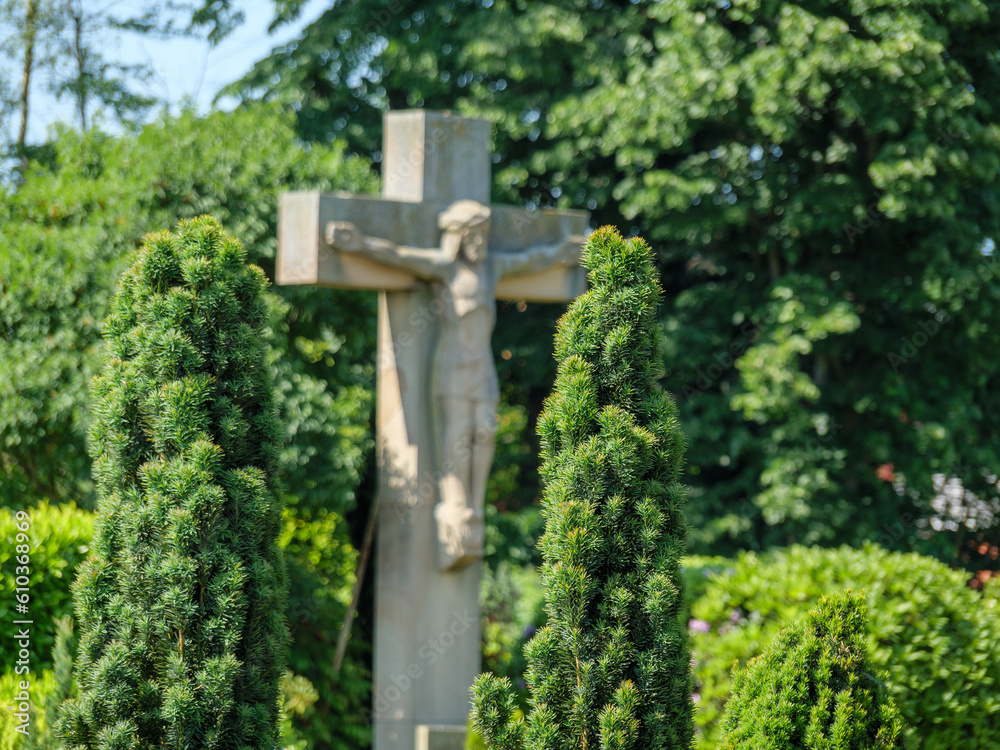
left=0, top=0, right=237, bottom=163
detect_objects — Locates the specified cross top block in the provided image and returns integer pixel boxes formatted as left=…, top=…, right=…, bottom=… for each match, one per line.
left=382, top=110, right=492, bottom=205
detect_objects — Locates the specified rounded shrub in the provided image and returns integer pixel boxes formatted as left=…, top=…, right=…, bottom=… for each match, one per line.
left=719, top=591, right=903, bottom=749
left=59, top=216, right=289, bottom=749
left=688, top=544, right=1000, bottom=749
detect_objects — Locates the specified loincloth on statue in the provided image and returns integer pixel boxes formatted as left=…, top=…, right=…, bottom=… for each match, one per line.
left=433, top=355, right=500, bottom=403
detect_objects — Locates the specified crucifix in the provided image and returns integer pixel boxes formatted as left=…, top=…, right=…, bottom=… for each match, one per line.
left=277, top=110, right=589, bottom=750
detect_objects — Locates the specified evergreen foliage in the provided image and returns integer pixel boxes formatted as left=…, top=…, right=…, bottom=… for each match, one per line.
left=58, top=216, right=289, bottom=749
left=719, top=591, right=903, bottom=749
left=472, top=227, right=693, bottom=750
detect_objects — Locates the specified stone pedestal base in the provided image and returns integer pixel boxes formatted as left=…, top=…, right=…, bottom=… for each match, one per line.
left=415, top=725, right=467, bottom=750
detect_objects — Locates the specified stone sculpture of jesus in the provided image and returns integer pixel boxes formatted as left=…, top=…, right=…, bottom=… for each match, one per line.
left=326, top=199, right=584, bottom=571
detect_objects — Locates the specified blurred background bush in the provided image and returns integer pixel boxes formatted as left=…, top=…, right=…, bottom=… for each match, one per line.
left=689, top=545, right=1000, bottom=749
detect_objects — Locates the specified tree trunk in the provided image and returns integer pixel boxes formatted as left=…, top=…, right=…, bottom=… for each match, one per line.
left=17, top=0, right=38, bottom=161
left=69, top=0, right=86, bottom=130
left=18, top=0, right=39, bottom=151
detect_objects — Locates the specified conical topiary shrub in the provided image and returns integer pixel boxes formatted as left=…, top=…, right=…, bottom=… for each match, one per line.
left=472, top=226, right=694, bottom=750
left=59, top=216, right=289, bottom=749
left=718, top=591, right=904, bottom=749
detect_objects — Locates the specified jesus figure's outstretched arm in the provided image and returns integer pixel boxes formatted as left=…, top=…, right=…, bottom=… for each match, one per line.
left=325, top=221, right=448, bottom=280
left=491, top=233, right=588, bottom=279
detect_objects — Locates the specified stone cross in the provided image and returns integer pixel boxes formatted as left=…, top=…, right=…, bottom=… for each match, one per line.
left=276, top=110, right=589, bottom=750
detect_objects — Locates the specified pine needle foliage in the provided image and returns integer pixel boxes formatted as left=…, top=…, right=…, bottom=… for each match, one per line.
left=58, top=216, right=289, bottom=750
left=719, top=591, right=904, bottom=750
left=472, top=226, right=694, bottom=750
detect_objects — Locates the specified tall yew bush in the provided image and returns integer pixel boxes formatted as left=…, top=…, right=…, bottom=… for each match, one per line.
left=472, top=227, right=693, bottom=750
left=59, top=216, right=288, bottom=749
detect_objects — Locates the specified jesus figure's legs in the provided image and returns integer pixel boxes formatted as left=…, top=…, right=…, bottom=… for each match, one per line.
left=435, top=397, right=497, bottom=572
left=469, top=399, right=497, bottom=522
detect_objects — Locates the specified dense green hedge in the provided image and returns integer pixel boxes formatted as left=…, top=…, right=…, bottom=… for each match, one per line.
left=0, top=503, right=93, bottom=675
left=0, top=670, right=57, bottom=749
left=10, top=498, right=998, bottom=749
left=688, top=544, right=1000, bottom=749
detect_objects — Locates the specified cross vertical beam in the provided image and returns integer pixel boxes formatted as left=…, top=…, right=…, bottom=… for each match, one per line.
left=373, top=112, right=491, bottom=750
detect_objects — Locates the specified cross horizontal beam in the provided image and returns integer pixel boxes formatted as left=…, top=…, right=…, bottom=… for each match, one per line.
left=277, top=191, right=589, bottom=302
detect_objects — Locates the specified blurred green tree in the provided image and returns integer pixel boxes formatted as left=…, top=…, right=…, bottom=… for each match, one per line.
left=0, top=104, right=378, bottom=515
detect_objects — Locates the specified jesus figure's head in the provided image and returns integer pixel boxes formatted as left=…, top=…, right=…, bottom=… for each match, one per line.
left=439, top=200, right=491, bottom=264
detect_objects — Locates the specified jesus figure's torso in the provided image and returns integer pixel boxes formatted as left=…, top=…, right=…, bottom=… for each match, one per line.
left=433, top=258, right=499, bottom=403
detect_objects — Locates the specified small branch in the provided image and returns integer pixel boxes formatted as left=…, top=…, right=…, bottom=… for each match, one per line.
left=767, top=246, right=781, bottom=282
left=333, top=492, right=380, bottom=674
